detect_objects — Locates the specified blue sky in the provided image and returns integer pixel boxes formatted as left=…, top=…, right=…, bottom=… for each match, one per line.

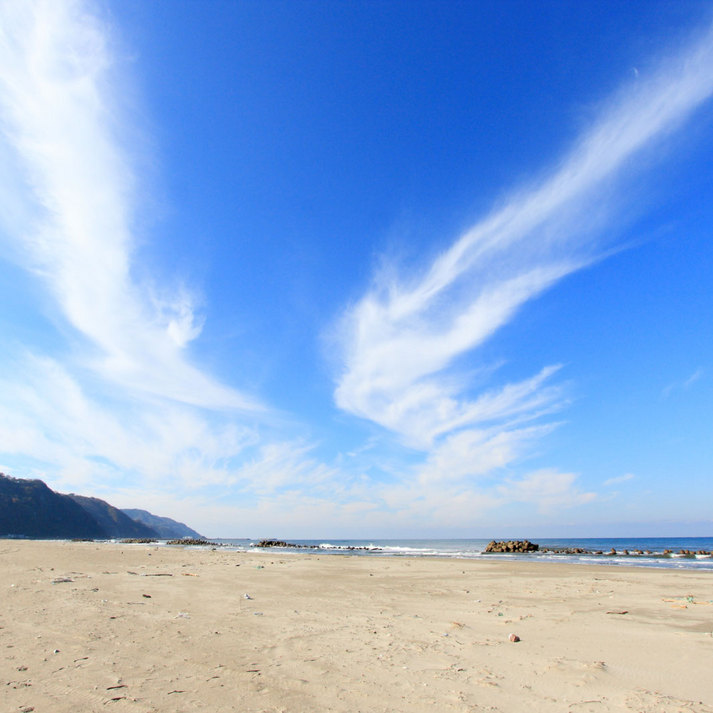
left=0, top=0, right=712, bottom=538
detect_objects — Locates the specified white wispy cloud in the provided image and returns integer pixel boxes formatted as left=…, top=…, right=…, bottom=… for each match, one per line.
left=1, top=1, right=711, bottom=534
left=0, top=0, right=258, bottom=411
left=684, top=368, right=704, bottom=388
left=0, top=0, right=288, bottom=515
left=0, top=2, right=360, bottom=534
left=0, top=354, right=256, bottom=490
left=0, top=352, right=346, bottom=527
left=227, top=441, right=339, bottom=496
left=415, top=422, right=557, bottom=485
left=498, top=469, right=596, bottom=513
left=662, top=367, right=704, bottom=398
left=335, top=21, right=713, bottom=491
left=603, top=473, right=636, bottom=487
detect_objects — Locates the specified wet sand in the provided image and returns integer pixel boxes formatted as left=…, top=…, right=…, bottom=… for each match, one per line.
left=1, top=540, right=712, bottom=712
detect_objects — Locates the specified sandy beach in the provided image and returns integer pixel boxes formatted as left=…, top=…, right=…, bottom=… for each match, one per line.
left=1, top=541, right=711, bottom=712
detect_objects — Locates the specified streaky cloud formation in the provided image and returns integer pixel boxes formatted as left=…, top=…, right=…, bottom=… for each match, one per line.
left=0, top=1, right=711, bottom=536
left=0, top=0, right=309, bottom=527
left=0, top=0, right=258, bottom=411
left=227, top=441, right=339, bottom=497
left=0, top=354, right=256, bottom=489
left=604, top=473, right=636, bottom=487
left=335, top=21, right=713, bottom=486
left=498, top=469, right=596, bottom=513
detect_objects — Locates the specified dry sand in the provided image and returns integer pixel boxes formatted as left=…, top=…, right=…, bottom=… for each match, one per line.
left=1, top=540, right=712, bottom=713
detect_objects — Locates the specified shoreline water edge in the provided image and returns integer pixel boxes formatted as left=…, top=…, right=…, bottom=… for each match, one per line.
left=204, top=537, right=713, bottom=570
left=239, top=537, right=713, bottom=570
left=6, top=536, right=712, bottom=570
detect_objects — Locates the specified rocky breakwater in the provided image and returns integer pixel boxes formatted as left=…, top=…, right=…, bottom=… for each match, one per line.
left=542, top=546, right=597, bottom=555
left=255, top=539, right=310, bottom=549
left=535, top=546, right=713, bottom=558
left=166, top=538, right=219, bottom=546
left=253, top=539, right=381, bottom=552
left=121, top=538, right=158, bottom=544
left=484, top=540, right=539, bottom=553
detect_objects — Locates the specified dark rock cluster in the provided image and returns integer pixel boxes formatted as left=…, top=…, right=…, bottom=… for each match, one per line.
left=333, top=545, right=380, bottom=551
left=484, top=540, right=539, bottom=553
left=539, top=546, right=713, bottom=557
left=166, top=538, right=218, bottom=546
left=253, top=539, right=381, bottom=552
left=121, top=538, right=158, bottom=544
left=255, top=539, right=308, bottom=548
left=540, top=547, right=590, bottom=555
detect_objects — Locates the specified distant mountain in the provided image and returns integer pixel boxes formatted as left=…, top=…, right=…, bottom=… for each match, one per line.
left=68, top=495, right=157, bottom=539
left=0, top=474, right=108, bottom=539
left=121, top=508, right=204, bottom=539
left=0, top=473, right=202, bottom=540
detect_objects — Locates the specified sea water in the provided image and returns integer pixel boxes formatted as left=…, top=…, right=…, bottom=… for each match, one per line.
left=209, top=537, right=713, bottom=570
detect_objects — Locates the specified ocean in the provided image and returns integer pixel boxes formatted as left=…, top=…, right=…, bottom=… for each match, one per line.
left=206, top=537, right=713, bottom=571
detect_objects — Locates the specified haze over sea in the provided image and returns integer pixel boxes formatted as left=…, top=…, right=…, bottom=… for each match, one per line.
left=203, top=538, right=713, bottom=570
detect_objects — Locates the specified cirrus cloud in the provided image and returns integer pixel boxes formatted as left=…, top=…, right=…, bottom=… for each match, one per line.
left=334, top=20, right=713, bottom=494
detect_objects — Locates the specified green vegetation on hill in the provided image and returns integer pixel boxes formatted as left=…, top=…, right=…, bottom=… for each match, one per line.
left=67, top=495, right=157, bottom=539
left=0, top=473, right=202, bottom=540
left=121, top=508, right=204, bottom=539
left=0, top=474, right=107, bottom=539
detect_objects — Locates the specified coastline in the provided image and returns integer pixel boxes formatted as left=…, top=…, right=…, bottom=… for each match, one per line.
left=118, top=536, right=713, bottom=571
left=237, top=537, right=713, bottom=569
left=1, top=540, right=712, bottom=712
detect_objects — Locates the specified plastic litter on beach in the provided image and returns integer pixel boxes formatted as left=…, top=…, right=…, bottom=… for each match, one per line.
left=661, top=595, right=711, bottom=610
left=244, top=593, right=253, bottom=599
left=662, top=596, right=710, bottom=606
